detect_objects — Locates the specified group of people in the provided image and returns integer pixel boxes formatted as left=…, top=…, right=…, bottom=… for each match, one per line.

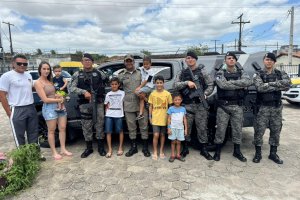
left=0, top=50, right=290, bottom=164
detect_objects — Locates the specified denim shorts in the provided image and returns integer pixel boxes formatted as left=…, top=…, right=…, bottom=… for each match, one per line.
left=168, top=128, right=185, bottom=141
left=42, top=103, right=67, bottom=121
left=105, top=117, right=123, bottom=134
left=152, top=125, right=167, bottom=134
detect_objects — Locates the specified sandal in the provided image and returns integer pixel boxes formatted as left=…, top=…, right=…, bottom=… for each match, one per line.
left=105, top=152, right=112, bottom=158
left=53, top=154, right=62, bottom=160
left=152, top=154, right=158, bottom=160
left=169, top=156, right=175, bottom=162
left=61, top=151, right=73, bottom=156
left=176, top=155, right=185, bottom=162
left=160, top=153, right=166, bottom=159
left=117, top=150, right=123, bottom=156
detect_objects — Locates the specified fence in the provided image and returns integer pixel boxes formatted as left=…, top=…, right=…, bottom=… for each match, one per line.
left=275, top=64, right=300, bottom=78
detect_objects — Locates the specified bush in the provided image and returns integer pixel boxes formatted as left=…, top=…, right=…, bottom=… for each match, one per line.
left=0, top=144, right=41, bottom=198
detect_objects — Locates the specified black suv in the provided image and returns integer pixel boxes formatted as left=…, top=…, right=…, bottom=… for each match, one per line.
left=34, top=52, right=266, bottom=149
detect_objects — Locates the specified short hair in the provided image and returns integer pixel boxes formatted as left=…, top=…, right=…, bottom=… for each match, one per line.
left=110, top=77, right=120, bottom=84
left=172, top=92, right=182, bottom=99
left=143, top=56, right=151, bottom=63
left=154, top=75, right=164, bottom=83
left=12, top=54, right=27, bottom=62
left=53, top=65, right=62, bottom=70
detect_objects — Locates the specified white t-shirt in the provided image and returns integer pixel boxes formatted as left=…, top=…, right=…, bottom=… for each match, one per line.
left=139, top=66, right=154, bottom=88
left=0, top=70, right=34, bottom=106
left=167, top=106, right=187, bottom=129
left=104, top=90, right=125, bottom=118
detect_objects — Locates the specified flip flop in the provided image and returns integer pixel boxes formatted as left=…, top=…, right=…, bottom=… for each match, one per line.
left=61, top=151, right=73, bottom=156
left=117, top=150, right=123, bottom=156
left=53, top=154, right=62, bottom=160
left=105, top=152, right=112, bottom=158
left=152, top=154, right=158, bottom=160
left=169, top=156, right=175, bottom=162
left=160, top=153, right=166, bottom=159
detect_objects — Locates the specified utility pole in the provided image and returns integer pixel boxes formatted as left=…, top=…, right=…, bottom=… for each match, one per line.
left=232, top=14, right=250, bottom=51
left=288, top=6, right=294, bottom=65
left=221, top=44, right=224, bottom=54
left=2, top=21, right=14, bottom=55
left=211, top=40, right=220, bottom=52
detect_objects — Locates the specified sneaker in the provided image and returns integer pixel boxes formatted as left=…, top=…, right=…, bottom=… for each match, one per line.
left=136, top=114, right=144, bottom=120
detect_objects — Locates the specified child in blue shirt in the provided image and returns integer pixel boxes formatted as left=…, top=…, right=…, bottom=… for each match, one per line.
left=167, top=93, right=187, bottom=162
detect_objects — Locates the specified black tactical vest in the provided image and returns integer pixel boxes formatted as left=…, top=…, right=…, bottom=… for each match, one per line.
left=257, top=69, right=282, bottom=103
left=77, top=69, right=105, bottom=104
left=217, top=69, right=246, bottom=101
left=179, top=66, right=207, bottom=103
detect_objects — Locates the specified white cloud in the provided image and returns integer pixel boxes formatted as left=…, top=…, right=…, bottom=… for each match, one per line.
left=0, top=0, right=299, bottom=55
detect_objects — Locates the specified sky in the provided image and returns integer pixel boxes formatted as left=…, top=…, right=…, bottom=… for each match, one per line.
left=0, top=0, right=299, bottom=56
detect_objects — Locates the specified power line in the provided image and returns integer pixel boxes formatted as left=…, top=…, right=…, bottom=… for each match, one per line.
left=1, top=0, right=299, bottom=8
left=231, top=13, right=250, bottom=51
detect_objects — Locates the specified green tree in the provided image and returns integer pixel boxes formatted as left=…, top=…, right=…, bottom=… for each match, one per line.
left=186, top=45, right=208, bottom=56
left=141, top=49, right=151, bottom=56
left=75, top=51, right=83, bottom=57
left=36, top=48, right=42, bottom=55
left=50, top=50, right=56, bottom=55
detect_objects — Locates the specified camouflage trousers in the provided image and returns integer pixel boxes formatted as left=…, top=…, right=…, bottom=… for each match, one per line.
left=124, top=109, right=149, bottom=140
left=253, top=105, right=282, bottom=146
left=79, top=103, right=105, bottom=141
left=185, top=103, right=208, bottom=143
left=214, top=105, right=243, bottom=144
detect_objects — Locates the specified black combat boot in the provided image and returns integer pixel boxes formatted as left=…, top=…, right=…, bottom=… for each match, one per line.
left=81, top=141, right=93, bottom=158
left=213, top=144, right=222, bottom=161
left=142, top=139, right=151, bottom=157
left=98, top=139, right=106, bottom=156
left=200, top=143, right=213, bottom=160
left=268, top=145, right=283, bottom=164
left=180, top=141, right=189, bottom=157
left=252, top=146, right=262, bottom=163
left=233, top=143, right=247, bottom=162
left=125, top=139, right=138, bottom=157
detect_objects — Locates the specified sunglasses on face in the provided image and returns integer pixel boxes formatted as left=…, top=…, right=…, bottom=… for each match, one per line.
left=16, top=62, right=28, bottom=66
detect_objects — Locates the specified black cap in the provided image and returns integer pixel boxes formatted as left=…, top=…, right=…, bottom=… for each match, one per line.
left=225, top=52, right=237, bottom=61
left=263, top=52, right=276, bottom=62
left=186, top=51, right=198, bottom=60
left=83, top=53, right=94, bottom=62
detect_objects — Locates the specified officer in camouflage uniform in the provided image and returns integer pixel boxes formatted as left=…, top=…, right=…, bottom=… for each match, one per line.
left=173, top=51, right=214, bottom=160
left=252, top=52, right=291, bottom=164
left=69, top=53, right=107, bottom=158
left=213, top=52, right=252, bottom=162
left=118, top=54, right=150, bottom=157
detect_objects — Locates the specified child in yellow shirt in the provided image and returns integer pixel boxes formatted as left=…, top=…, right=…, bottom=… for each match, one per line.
left=148, top=75, right=172, bottom=160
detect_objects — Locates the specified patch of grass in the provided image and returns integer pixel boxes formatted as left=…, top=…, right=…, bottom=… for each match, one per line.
left=0, top=144, right=41, bottom=199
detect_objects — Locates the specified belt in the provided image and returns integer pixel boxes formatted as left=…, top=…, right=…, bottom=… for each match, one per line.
left=218, top=100, right=242, bottom=106
left=184, top=98, right=201, bottom=104
left=261, top=101, right=281, bottom=107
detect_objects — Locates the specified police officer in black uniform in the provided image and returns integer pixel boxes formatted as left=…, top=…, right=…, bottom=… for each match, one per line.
left=69, top=53, right=107, bottom=158
left=253, top=52, right=291, bottom=164
left=174, top=51, right=214, bottom=160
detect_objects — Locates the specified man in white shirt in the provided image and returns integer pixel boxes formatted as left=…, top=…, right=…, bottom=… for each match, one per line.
left=0, top=54, right=39, bottom=148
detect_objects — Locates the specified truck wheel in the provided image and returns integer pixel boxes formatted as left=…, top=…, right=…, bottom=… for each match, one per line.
left=37, top=111, right=60, bottom=148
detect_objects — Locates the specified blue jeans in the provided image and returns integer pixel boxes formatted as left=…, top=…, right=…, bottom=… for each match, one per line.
left=105, top=117, right=123, bottom=134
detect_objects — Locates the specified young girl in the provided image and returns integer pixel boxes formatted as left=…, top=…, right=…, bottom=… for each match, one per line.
left=104, top=77, right=125, bottom=158
left=167, top=93, right=187, bottom=162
